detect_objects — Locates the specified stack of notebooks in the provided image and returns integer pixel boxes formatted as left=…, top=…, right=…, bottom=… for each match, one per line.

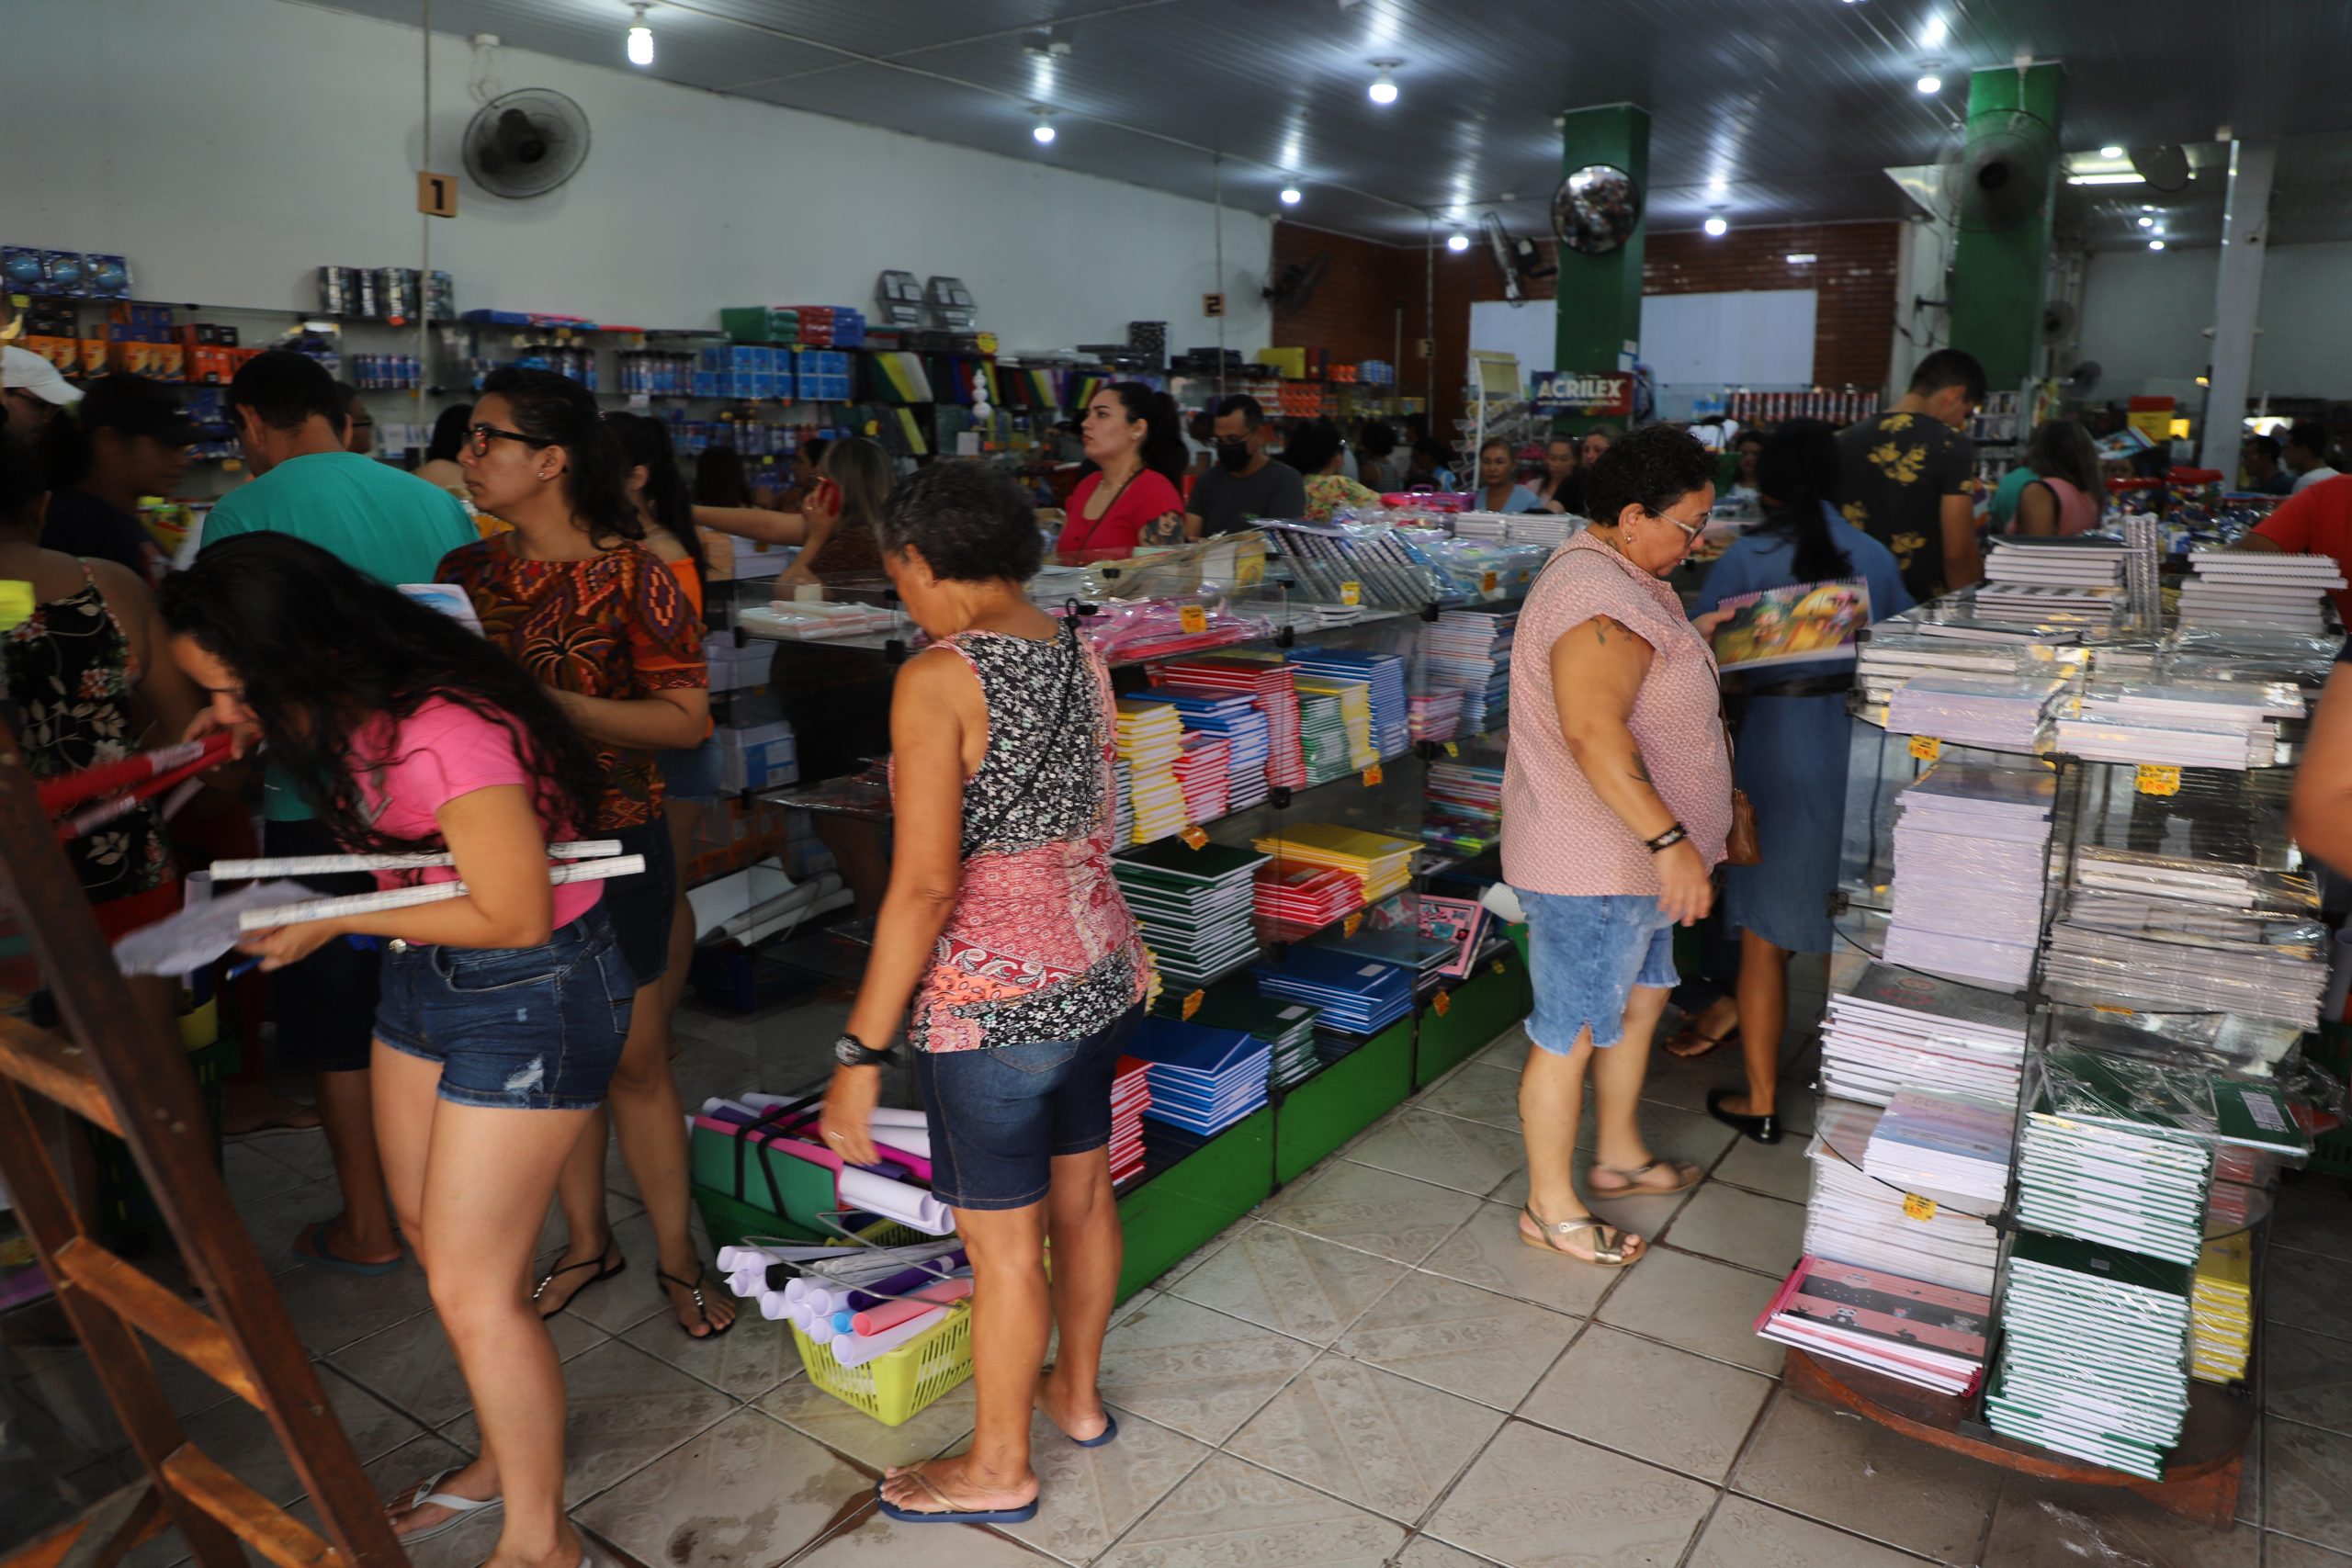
left=1859, top=1087, right=2014, bottom=1206
left=1819, top=964, right=2028, bottom=1108
left=1422, top=758, right=1505, bottom=855
left=1293, top=674, right=1380, bottom=772
left=1988, top=1233, right=2192, bottom=1479
left=1295, top=689, right=1354, bottom=786
left=1252, top=947, right=1417, bottom=1036
left=1114, top=699, right=1189, bottom=844
left=1254, top=861, right=1363, bottom=936
left=2179, top=550, right=2346, bottom=636
left=1170, top=734, right=1234, bottom=825
left=2016, top=1051, right=2219, bottom=1266
left=1188, top=986, right=1323, bottom=1090
left=1126, top=1017, right=1272, bottom=1135
left=2043, top=890, right=2329, bottom=1031
left=1974, top=539, right=2128, bottom=626
left=1159, top=656, right=1306, bottom=791
left=1131, top=685, right=1272, bottom=814
left=1885, top=673, right=2067, bottom=750
left=1423, top=610, right=1516, bottom=735
left=2054, top=679, right=2302, bottom=770
left=1855, top=632, right=2055, bottom=709
left=1407, top=689, right=1464, bottom=743
left=1755, top=1256, right=1992, bottom=1396
left=1112, top=839, right=1269, bottom=991
left=2188, top=1233, right=2253, bottom=1385
left=1804, top=1099, right=2003, bottom=1296
left=1416, top=895, right=1491, bottom=979
left=1882, top=761, right=2055, bottom=990
left=1288, top=649, right=1409, bottom=759
left=1253, top=823, right=1418, bottom=905
left=1310, top=922, right=1456, bottom=986
left=1109, top=1055, right=1151, bottom=1185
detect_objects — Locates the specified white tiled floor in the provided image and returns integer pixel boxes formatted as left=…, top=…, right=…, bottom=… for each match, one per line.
left=6, top=989, right=2350, bottom=1568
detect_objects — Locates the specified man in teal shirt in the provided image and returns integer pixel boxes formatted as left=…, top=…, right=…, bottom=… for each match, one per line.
left=200, top=350, right=477, bottom=1276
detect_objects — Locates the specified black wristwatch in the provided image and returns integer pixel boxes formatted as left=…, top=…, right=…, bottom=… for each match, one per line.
left=833, top=1032, right=896, bottom=1068
left=1645, top=823, right=1690, bottom=853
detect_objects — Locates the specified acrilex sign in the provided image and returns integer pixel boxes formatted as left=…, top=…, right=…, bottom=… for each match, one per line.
left=1530, top=370, right=1634, bottom=417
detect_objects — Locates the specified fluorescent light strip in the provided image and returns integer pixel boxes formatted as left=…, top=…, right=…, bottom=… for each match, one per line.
left=2067, top=173, right=2145, bottom=186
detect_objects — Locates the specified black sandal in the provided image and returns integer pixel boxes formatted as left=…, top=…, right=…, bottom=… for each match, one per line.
left=532, top=1245, right=625, bottom=1320
left=657, top=1265, right=735, bottom=1339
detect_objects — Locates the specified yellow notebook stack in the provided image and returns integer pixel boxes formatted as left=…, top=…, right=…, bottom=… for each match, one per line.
left=1250, top=823, right=1418, bottom=905
left=2188, top=1233, right=2253, bottom=1384
left=1116, top=700, right=1189, bottom=844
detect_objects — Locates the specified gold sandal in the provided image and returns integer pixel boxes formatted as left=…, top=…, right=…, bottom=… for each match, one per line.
left=1519, top=1206, right=1640, bottom=1267
left=1591, top=1157, right=1702, bottom=1197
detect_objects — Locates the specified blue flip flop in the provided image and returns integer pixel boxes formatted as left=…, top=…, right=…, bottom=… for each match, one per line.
left=293, top=1220, right=405, bottom=1278
left=1068, top=1413, right=1118, bottom=1449
left=874, top=1476, right=1041, bottom=1527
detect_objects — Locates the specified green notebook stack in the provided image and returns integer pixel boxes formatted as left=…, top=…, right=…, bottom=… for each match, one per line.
left=1987, top=1232, right=2193, bottom=1480
left=2015, top=1050, right=2219, bottom=1265
left=1114, top=839, right=1269, bottom=991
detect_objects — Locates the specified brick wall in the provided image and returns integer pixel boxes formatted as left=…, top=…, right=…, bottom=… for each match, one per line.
left=1266, top=217, right=1904, bottom=438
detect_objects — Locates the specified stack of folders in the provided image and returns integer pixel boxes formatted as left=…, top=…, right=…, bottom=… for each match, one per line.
left=1254, top=824, right=1418, bottom=904
left=1113, top=840, right=1269, bottom=990
left=1131, top=686, right=1272, bottom=813
left=1293, top=675, right=1380, bottom=771
left=2053, top=679, right=2303, bottom=770
left=1109, top=1055, right=1151, bottom=1185
left=1988, top=1233, right=2193, bottom=1480
left=1187, top=985, right=1320, bottom=1089
left=2180, top=551, right=2346, bottom=636
left=2016, top=1053, right=2219, bottom=1266
left=1253, top=947, right=1416, bottom=1036
left=1289, top=649, right=1410, bottom=758
left=1253, top=861, right=1363, bottom=935
left=1125, top=1018, right=1272, bottom=1135
left=1170, top=735, right=1234, bottom=824
left=1973, top=581, right=2127, bottom=626
left=1974, top=539, right=2128, bottom=625
left=2043, top=888, right=2329, bottom=1031
left=1114, top=700, right=1189, bottom=844
left=1422, top=759, right=1505, bottom=856
left=1506, top=512, right=1576, bottom=548
left=1882, top=761, right=2055, bottom=990
left=1408, top=689, right=1464, bottom=743
left=1158, top=656, right=1306, bottom=791
left=1854, top=633, right=2044, bottom=707
left=1754, top=1256, right=1992, bottom=1396
left=1310, top=922, right=1455, bottom=986
left=1424, top=610, right=1516, bottom=735
left=1860, top=1088, right=2014, bottom=1206
left=1819, top=964, right=2028, bottom=1107
left=1805, top=1099, right=2002, bottom=1297
left=1885, top=673, right=2067, bottom=750
left=2188, top=1233, right=2253, bottom=1384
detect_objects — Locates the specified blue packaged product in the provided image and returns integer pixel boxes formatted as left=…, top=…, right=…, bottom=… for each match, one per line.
left=85, top=254, right=132, bottom=299
left=2, top=246, right=46, bottom=291
left=40, top=251, right=87, bottom=297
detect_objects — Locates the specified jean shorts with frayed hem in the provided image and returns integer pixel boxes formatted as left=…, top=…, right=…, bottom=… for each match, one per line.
left=913, top=1005, right=1144, bottom=1212
left=1521, top=889, right=1679, bottom=1053
left=375, top=906, right=634, bottom=1110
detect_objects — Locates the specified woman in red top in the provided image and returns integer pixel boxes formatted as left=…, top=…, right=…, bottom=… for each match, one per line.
left=1055, top=383, right=1187, bottom=564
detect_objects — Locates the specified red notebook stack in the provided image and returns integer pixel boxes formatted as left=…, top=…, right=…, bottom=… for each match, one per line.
left=1156, top=657, right=1306, bottom=789
left=1110, top=1055, right=1152, bottom=1185
left=1171, top=735, right=1233, bottom=823
left=1253, top=860, right=1361, bottom=939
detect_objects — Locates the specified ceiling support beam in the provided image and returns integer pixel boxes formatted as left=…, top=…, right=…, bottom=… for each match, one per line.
left=2197, top=139, right=2277, bottom=475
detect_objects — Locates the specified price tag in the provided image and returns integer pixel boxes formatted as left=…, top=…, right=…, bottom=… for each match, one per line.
left=1443, top=741, right=1460, bottom=758
left=1182, top=988, right=1204, bottom=1021
left=1901, top=1192, right=1938, bottom=1223
left=1362, top=763, right=1384, bottom=787
left=2092, top=1003, right=2136, bottom=1017
left=1179, top=604, right=1208, bottom=634
left=1180, top=825, right=1209, bottom=850
left=2135, top=763, right=2182, bottom=796
left=1339, top=581, right=1361, bottom=606
left=1908, top=735, right=1940, bottom=761
left=1432, top=988, right=1452, bottom=1016
left=1480, top=570, right=1498, bottom=593
left=1343, top=912, right=1364, bottom=938
left=1490, top=958, right=1507, bottom=976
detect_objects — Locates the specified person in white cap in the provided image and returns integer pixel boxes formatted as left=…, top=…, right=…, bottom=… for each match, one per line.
left=1, top=344, right=82, bottom=435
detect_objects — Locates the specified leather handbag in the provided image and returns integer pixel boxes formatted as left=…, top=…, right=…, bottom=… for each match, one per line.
left=1719, top=703, right=1761, bottom=867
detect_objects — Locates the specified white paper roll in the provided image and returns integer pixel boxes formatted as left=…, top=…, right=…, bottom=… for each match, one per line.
left=830, top=1304, right=952, bottom=1369
left=838, top=1167, right=954, bottom=1235
left=759, top=1291, right=794, bottom=1321
left=867, top=1108, right=931, bottom=1132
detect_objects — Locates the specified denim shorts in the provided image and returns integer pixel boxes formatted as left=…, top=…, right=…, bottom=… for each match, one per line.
left=658, top=736, right=725, bottom=805
left=912, top=1005, right=1144, bottom=1212
left=375, top=907, right=634, bottom=1110
left=1522, top=890, right=1679, bottom=1052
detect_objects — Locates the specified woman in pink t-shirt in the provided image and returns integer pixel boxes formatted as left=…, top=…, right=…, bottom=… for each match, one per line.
left=1498, top=425, right=1734, bottom=1269
left=162, top=533, right=626, bottom=1568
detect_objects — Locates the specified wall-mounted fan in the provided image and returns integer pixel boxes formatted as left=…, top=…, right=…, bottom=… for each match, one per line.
left=1939, top=120, right=2052, bottom=233
left=463, top=88, right=592, bottom=199
left=1262, top=252, right=1329, bottom=315
left=1481, top=212, right=1556, bottom=304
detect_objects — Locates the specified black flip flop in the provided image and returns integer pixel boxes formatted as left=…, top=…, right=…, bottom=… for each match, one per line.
left=533, top=1247, right=626, bottom=1320
left=657, top=1265, right=735, bottom=1339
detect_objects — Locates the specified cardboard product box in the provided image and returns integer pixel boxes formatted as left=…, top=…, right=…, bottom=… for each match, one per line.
left=718, top=720, right=798, bottom=794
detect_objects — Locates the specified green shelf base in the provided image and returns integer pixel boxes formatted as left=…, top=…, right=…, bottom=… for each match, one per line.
left=1116, top=1108, right=1273, bottom=1302
left=1274, top=1017, right=1414, bottom=1185
left=1416, top=950, right=1534, bottom=1087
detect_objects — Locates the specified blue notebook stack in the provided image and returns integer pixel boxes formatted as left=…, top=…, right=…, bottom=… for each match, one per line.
left=1126, top=1017, right=1272, bottom=1135
left=1130, top=685, right=1272, bottom=813
left=1288, top=649, right=1409, bottom=759
left=1252, top=946, right=1416, bottom=1037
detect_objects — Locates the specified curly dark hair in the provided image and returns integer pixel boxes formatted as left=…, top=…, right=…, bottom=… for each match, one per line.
left=480, top=367, right=642, bottom=549
left=878, top=459, right=1043, bottom=583
left=1583, top=423, right=1717, bottom=527
left=160, top=533, right=604, bottom=855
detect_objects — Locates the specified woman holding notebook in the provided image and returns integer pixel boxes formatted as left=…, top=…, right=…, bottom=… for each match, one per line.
left=161, top=533, right=627, bottom=1568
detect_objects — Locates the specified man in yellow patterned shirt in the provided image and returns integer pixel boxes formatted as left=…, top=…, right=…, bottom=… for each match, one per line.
left=1831, top=349, right=1985, bottom=603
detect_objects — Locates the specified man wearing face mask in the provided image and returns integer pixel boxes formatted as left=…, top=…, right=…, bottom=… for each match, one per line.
left=1185, top=392, right=1306, bottom=538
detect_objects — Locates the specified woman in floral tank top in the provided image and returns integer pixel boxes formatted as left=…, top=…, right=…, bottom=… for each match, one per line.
left=820, top=462, right=1144, bottom=1529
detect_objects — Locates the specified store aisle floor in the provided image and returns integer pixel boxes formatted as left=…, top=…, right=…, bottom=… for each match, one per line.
left=6, top=983, right=2348, bottom=1568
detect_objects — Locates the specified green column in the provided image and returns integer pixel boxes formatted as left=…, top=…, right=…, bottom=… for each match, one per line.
left=1553, top=103, right=1649, bottom=391
left=1946, top=63, right=2064, bottom=389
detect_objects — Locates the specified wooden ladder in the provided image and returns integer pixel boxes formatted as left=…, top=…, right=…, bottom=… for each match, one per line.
left=0, top=716, right=408, bottom=1568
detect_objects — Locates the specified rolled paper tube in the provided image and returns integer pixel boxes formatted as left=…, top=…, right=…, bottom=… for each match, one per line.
left=836, top=1167, right=954, bottom=1235
left=759, top=1291, right=794, bottom=1322
left=783, top=1277, right=812, bottom=1306
left=830, top=1310, right=854, bottom=1336
left=865, top=1108, right=931, bottom=1132
left=853, top=1276, right=975, bottom=1337
left=806, top=1314, right=838, bottom=1345
left=829, top=1304, right=952, bottom=1370
left=801, top=1286, right=839, bottom=1318
left=843, top=1251, right=969, bottom=1315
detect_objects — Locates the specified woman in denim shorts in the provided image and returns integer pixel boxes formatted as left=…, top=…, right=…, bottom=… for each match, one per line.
left=1498, top=426, right=1734, bottom=1269
left=819, top=462, right=1147, bottom=1526
left=163, top=535, right=628, bottom=1568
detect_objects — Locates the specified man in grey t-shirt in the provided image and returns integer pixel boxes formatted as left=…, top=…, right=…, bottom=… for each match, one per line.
left=1188, top=393, right=1306, bottom=536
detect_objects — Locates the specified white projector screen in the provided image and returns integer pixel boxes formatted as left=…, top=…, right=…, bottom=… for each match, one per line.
left=1470, top=289, right=1818, bottom=385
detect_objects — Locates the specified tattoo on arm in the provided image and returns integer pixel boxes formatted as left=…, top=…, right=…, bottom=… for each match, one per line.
left=1629, top=756, right=1654, bottom=784
left=1590, top=615, right=1631, bottom=646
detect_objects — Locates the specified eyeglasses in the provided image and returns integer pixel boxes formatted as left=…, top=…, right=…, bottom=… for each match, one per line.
left=467, top=423, right=554, bottom=457
left=1647, top=507, right=1709, bottom=547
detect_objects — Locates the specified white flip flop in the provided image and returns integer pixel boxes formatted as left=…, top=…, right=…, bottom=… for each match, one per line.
left=389, top=1468, right=503, bottom=1543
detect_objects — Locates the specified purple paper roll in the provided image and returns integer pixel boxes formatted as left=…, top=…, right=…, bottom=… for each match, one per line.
left=845, top=1250, right=968, bottom=1314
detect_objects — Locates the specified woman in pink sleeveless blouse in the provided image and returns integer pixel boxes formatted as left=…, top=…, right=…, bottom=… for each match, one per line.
left=1499, top=425, right=1734, bottom=1268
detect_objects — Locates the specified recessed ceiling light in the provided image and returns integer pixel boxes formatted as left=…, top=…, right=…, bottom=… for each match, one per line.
left=2099, top=144, right=2124, bottom=158
left=1786, top=252, right=1817, bottom=264
left=2148, top=239, right=2166, bottom=251
left=1368, top=61, right=1400, bottom=106
left=1032, top=109, right=1056, bottom=144
left=1919, top=14, right=1948, bottom=48
left=1916, top=73, right=1942, bottom=95
left=2138, top=216, right=2154, bottom=228
left=2142, top=203, right=2157, bottom=211
left=626, top=3, right=653, bottom=66
left=1445, top=231, right=1470, bottom=252
left=1280, top=186, right=1301, bottom=206
left=2067, top=173, right=2143, bottom=186
left=1707, top=175, right=1729, bottom=197
left=1704, top=216, right=1729, bottom=238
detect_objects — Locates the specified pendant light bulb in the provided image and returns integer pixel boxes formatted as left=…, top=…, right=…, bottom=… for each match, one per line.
left=1444, top=231, right=1470, bottom=253
left=626, top=4, right=654, bottom=66
left=1368, top=62, right=1400, bottom=106
left=1916, top=73, right=1942, bottom=95
left=1032, top=109, right=1056, bottom=144
left=1280, top=186, right=1302, bottom=206
left=1703, top=216, right=1729, bottom=238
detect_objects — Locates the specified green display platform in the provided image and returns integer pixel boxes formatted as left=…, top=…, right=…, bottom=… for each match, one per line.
left=1116, top=1108, right=1274, bottom=1301
left=1415, top=949, right=1534, bottom=1087
left=1273, top=1017, right=1414, bottom=1185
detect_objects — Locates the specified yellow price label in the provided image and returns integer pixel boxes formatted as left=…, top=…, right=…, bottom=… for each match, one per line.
left=1490, top=958, right=1508, bottom=976
left=2092, top=1003, right=2136, bottom=1017
left=1178, top=604, right=1208, bottom=634
left=1908, top=735, right=1941, bottom=761
left=1480, top=570, right=1498, bottom=593
left=1432, top=989, right=1452, bottom=1016
left=1901, top=1193, right=1938, bottom=1223
left=1443, top=741, right=1460, bottom=758
left=1182, top=988, right=1204, bottom=1020
left=1343, top=912, right=1364, bottom=938
left=2135, top=763, right=2182, bottom=796
left=1179, top=825, right=1209, bottom=850
left=1362, top=763, right=1384, bottom=788
left=1339, top=580, right=1361, bottom=606
left=0, top=580, right=33, bottom=633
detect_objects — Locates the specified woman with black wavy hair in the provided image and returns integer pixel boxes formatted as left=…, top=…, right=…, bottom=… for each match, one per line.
left=435, top=369, right=734, bottom=1354
left=160, top=532, right=626, bottom=1568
